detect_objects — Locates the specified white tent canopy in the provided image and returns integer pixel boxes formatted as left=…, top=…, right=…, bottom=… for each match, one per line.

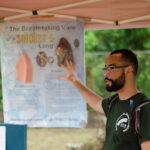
left=1, top=0, right=150, bottom=30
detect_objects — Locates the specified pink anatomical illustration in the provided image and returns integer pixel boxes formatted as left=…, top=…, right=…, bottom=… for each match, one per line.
left=56, top=37, right=74, bottom=67
left=16, top=53, right=32, bottom=83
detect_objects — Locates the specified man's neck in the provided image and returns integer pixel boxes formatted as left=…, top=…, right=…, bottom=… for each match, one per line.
left=117, top=86, right=139, bottom=100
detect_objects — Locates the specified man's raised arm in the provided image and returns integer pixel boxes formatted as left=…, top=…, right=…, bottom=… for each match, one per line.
left=58, top=60, right=104, bottom=114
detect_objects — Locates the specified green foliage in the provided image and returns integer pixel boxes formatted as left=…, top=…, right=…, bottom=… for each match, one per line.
left=85, top=53, right=150, bottom=99
left=85, top=28, right=150, bottom=51
left=85, top=28, right=150, bottom=111
left=137, top=54, right=150, bottom=97
left=85, top=54, right=110, bottom=98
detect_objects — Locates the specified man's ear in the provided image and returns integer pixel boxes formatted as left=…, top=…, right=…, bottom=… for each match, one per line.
left=126, top=65, right=133, bottom=74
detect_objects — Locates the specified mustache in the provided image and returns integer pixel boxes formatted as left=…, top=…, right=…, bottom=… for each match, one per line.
left=105, top=77, right=113, bottom=82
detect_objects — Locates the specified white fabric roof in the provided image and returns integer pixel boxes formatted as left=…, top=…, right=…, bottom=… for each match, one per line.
left=0, top=0, right=150, bottom=30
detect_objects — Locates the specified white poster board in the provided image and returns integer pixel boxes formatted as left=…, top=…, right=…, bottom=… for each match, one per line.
left=0, top=126, right=6, bottom=150
left=1, top=21, right=87, bottom=127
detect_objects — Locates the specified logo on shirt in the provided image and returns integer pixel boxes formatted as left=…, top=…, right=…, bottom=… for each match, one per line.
left=116, top=113, right=130, bottom=132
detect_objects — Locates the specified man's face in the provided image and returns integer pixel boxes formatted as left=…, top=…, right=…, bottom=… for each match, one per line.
left=105, top=70, right=125, bottom=92
left=104, top=54, right=127, bottom=92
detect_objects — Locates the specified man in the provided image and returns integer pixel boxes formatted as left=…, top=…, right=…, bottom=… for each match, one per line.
left=58, top=49, right=150, bottom=150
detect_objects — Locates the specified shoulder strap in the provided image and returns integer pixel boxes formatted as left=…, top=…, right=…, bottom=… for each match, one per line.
left=135, top=99, right=150, bottom=112
left=134, top=98, right=150, bottom=138
left=107, top=94, right=118, bottom=109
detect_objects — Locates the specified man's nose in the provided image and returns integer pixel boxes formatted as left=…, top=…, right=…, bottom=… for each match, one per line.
left=104, top=70, right=110, bottom=77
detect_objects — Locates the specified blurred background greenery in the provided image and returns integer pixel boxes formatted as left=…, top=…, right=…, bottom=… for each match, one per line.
left=84, top=28, right=150, bottom=112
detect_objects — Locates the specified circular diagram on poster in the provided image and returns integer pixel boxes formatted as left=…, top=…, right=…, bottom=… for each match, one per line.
left=36, top=51, right=47, bottom=67
left=48, top=56, right=54, bottom=64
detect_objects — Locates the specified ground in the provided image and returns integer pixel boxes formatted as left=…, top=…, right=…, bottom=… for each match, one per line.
left=0, top=111, right=106, bottom=150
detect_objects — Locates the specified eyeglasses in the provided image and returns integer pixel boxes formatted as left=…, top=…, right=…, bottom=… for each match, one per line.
left=102, top=65, right=129, bottom=73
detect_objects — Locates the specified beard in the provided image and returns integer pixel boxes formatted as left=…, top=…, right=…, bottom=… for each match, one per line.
left=105, top=71, right=125, bottom=92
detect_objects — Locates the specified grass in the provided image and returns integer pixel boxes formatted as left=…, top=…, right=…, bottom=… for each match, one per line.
left=0, top=111, right=105, bottom=150
left=27, top=128, right=98, bottom=150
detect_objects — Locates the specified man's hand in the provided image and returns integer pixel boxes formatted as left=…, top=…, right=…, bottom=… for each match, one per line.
left=58, top=60, right=78, bottom=83
left=58, top=59, right=104, bottom=114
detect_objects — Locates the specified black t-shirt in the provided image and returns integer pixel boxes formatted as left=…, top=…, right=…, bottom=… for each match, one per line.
left=102, top=93, right=150, bottom=150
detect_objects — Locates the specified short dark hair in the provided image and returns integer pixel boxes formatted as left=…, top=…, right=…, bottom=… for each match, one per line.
left=110, top=49, right=138, bottom=76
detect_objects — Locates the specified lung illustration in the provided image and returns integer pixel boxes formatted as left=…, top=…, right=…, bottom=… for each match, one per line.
left=16, top=53, right=32, bottom=83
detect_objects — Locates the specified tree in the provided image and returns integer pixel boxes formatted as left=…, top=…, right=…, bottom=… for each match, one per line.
left=85, top=28, right=150, bottom=100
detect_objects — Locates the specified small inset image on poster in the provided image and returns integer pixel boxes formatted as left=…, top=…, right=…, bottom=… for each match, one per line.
left=36, top=51, right=47, bottom=67
left=56, top=37, right=74, bottom=67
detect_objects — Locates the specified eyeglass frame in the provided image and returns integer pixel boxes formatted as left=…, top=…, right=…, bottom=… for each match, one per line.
left=102, top=65, right=129, bottom=73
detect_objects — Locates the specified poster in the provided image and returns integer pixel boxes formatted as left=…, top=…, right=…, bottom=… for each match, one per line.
left=1, top=21, right=87, bottom=127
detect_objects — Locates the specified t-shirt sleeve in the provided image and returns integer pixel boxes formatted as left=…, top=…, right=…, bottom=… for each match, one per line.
left=139, top=103, right=150, bottom=143
left=102, top=98, right=109, bottom=117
